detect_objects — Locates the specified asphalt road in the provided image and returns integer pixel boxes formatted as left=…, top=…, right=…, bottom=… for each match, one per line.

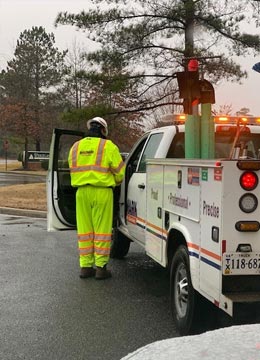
left=0, top=214, right=179, bottom=360
left=0, top=172, right=46, bottom=187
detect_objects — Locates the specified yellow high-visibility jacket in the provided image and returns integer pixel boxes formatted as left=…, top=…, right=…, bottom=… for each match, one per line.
left=68, top=137, right=125, bottom=188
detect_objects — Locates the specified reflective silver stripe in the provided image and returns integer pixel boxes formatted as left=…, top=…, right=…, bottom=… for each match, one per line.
left=70, top=165, right=110, bottom=173
left=71, top=141, right=80, bottom=168
left=94, top=247, right=110, bottom=255
left=110, top=160, right=125, bottom=174
left=96, top=139, right=106, bottom=165
left=79, top=247, right=94, bottom=255
left=78, top=233, right=94, bottom=241
left=71, top=139, right=107, bottom=171
left=94, top=234, right=112, bottom=241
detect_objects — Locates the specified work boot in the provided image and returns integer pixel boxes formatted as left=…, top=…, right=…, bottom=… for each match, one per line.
left=79, top=267, right=96, bottom=279
left=95, top=265, right=112, bottom=280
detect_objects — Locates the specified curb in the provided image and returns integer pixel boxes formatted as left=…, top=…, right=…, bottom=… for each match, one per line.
left=0, top=207, right=47, bottom=218
left=1, top=171, right=46, bottom=175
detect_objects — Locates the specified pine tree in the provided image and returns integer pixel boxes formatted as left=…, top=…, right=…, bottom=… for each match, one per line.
left=55, top=0, right=260, bottom=114
left=0, top=26, right=67, bottom=150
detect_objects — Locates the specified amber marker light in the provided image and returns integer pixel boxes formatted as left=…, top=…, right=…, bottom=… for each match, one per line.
left=237, top=161, right=260, bottom=171
left=235, top=221, right=260, bottom=232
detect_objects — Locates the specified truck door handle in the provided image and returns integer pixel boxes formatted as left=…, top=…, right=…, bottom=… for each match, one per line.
left=138, top=183, right=145, bottom=189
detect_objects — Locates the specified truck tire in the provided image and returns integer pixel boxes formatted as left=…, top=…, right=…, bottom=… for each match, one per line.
left=110, top=228, right=131, bottom=259
left=170, top=245, right=200, bottom=335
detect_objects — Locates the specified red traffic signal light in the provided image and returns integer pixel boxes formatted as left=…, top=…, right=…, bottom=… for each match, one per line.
left=188, top=59, right=199, bottom=72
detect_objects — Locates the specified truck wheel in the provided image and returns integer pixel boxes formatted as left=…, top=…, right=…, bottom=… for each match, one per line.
left=170, top=245, right=200, bottom=335
left=110, top=228, right=131, bottom=259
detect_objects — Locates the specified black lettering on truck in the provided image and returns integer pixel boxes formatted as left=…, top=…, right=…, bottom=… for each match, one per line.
left=203, top=200, right=219, bottom=218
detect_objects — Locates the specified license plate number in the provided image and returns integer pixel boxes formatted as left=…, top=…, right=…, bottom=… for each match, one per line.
left=223, top=253, right=260, bottom=275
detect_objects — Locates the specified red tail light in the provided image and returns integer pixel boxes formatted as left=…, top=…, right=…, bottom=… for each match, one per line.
left=240, top=171, right=258, bottom=191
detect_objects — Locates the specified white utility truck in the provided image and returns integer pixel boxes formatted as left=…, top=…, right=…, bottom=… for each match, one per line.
left=47, top=116, right=260, bottom=335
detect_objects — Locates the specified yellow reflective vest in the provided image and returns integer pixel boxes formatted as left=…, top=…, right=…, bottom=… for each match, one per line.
left=68, top=137, right=125, bottom=188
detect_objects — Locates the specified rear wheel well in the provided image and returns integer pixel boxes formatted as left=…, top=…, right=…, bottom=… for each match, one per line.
left=167, top=229, right=186, bottom=270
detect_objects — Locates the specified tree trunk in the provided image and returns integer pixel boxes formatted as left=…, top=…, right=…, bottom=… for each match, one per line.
left=24, top=136, right=29, bottom=170
left=35, top=138, right=41, bottom=151
left=184, top=0, right=195, bottom=61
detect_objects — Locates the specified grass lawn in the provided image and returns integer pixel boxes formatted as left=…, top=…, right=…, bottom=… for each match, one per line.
left=0, top=160, right=47, bottom=211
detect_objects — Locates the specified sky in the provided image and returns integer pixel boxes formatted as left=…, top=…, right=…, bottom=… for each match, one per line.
left=120, top=323, right=260, bottom=360
left=1, top=0, right=260, bottom=116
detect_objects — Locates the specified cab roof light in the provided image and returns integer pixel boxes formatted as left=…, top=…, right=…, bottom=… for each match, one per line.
left=216, top=116, right=228, bottom=122
left=173, top=114, right=186, bottom=124
left=214, top=115, right=260, bottom=125
left=173, top=114, right=260, bottom=125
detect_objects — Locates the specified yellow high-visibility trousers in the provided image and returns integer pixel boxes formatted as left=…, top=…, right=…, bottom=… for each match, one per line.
left=76, top=186, right=113, bottom=268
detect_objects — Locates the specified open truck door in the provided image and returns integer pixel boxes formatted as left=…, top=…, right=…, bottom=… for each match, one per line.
left=47, top=128, right=85, bottom=231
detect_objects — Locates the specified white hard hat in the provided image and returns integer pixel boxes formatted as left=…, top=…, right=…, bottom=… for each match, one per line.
left=87, top=117, right=108, bottom=136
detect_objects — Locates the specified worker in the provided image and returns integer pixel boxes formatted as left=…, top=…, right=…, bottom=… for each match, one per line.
left=68, top=117, right=126, bottom=280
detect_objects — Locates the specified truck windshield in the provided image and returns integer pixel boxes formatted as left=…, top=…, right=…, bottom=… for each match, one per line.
left=215, top=128, right=260, bottom=159
left=167, top=127, right=260, bottom=159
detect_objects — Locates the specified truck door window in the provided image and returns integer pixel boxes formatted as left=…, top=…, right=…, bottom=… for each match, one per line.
left=126, top=137, right=148, bottom=181
left=167, top=133, right=185, bottom=158
left=138, top=133, right=163, bottom=172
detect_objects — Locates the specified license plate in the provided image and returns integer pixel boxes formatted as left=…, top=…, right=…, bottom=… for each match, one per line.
left=223, top=253, right=260, bottom=275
